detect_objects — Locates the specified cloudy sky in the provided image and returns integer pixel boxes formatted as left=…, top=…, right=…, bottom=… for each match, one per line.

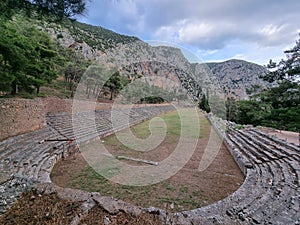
left=77, top=0, right=300, bottom=65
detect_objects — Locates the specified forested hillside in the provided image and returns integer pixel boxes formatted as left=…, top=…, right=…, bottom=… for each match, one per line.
left=0, top=0, right=139, bottom=98
left=0, top=0, right=87, bottom=97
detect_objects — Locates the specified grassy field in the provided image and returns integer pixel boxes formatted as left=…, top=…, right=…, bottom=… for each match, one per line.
left=103, top=109, right=209, bottom=153
left=51, top=109, right=244, bottom=212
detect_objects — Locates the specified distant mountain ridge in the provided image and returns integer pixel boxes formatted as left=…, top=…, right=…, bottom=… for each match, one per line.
left=207, top=59, right=269, bottom=99
left=44, top=19, right=269, bottom=100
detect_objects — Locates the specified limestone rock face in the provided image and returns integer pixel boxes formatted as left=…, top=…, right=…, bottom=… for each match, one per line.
left=97, top=43, right=269, bottom=100
left=207, top=59, right=269, bottom=99
left=46, top=21, right=269, bottom=100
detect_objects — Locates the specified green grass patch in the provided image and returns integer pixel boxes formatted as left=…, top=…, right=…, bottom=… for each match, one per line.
left=68, top=165, right=205, bottom=211
left=64, top=109, right=213, bottom=211
left=103, top=109, right=206, bottom=148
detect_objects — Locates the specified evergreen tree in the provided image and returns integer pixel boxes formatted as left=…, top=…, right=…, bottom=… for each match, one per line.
left=199, top=94, right=210, bottom=113
left=226, top=97, right=238, bottom=121
left=104, top=71, right=123, bottom=100
left=263, top=34, right=300, bottom=83
left=31, top=0, right=88, bottom=20
left=230, top=34, right=300, bottom=131
left=260, top=34, right=300, bottom=131
left=0, top=18, right=61, bottom=95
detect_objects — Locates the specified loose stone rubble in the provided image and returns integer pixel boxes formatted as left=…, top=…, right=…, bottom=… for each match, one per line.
left=0, top=106, right=299, bottom=224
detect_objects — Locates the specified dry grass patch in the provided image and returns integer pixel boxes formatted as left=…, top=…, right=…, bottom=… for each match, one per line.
left=0, top=190, right=163, bottom=225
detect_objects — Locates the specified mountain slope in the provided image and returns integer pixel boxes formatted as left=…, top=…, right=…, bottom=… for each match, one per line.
left=207, top=59, right=269, bottom=99
left=42, top=18, right=269, bottom=100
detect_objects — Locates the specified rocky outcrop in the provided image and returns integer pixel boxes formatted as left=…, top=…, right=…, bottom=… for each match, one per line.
left=207, top=59, right=269, bottom=99
left=49, top=22, right=270, bottom=101
left=44, top=21, right=268, bottom=101
left=122, top=61, right=202, bottom=100
left=100, top=45, right=269, bottom=100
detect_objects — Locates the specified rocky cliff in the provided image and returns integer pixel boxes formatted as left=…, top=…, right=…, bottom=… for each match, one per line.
left=207, top=59, right=269, bottom=99
left=44, top=20, right=269, bottom=100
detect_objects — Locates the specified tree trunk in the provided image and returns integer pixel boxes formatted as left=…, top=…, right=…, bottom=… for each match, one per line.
left=71, top=84, right=74, bottom=98
left=11, top=82, right=17, bottom=95
left=86, top=84, right=89, bottom=95
left=87, top=88, right=91, bottom=99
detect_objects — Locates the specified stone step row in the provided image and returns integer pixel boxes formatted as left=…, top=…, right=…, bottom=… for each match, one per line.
left=0, top=104, right=175, bottom=217
left=1, top=131, right=65, bottom=178
left=237, top=126, right=299, bottom=223
left=250, top=129, right=299, bottom=152
left=46, top=105, right=175, bottom=143
left=248, top=129, right=300, bottom=161
left=0, top=128, right=52, bottom=159
left=236, top=130, right=280, bottom=160
left=179, top=116, right=300, bottom=224
left=1, top=109, right=299, bottom=224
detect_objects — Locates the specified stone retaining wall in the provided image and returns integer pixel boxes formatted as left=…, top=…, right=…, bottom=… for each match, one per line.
left=44, top=96, right=172, bottom=115
left=0, top=97, right=172, bottom=141
left=43, top=97, right=113, bottom=114
left=0, top=98, right=45, bottom=141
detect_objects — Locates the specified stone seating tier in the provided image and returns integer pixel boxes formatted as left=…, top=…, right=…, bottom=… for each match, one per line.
left=0, top=109, right=299, bottom=224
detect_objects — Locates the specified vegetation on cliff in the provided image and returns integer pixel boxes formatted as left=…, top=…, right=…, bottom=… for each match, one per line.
left=0, top=0, right=90, bottom=97
left=0, top=0, right=141, bottom=99
left=0, top=16, right=62, bottom=95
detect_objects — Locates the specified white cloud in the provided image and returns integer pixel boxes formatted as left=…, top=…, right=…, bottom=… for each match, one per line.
left=153, top=25, right=179, bottom=42
left=79, top=0, right=300, bottom=64
left=260, top=24, right=284, bottom=37
left=154, top=19, right=215, bottom=43
left=205, top=49, right=219, bottom=55
left=154, top=19, right=238, bottom=49
left=177, top=21, right=213, bottom=43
